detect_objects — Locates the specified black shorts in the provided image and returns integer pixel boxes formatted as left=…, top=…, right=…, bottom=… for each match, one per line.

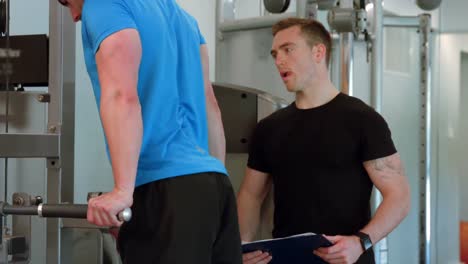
left=117, top=172, right=242, bottom=264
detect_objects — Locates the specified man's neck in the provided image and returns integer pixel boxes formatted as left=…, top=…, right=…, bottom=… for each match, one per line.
left=295, top=79, right=340, bottom=109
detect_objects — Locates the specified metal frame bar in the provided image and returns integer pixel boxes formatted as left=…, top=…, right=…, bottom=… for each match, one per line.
left=384, top=16, right=420, bottom=28
left=0, top=0, right=75, bottom=263
left=371, top=2, right=383, bottom=112
left=419, top=13, right=432, bottom=264
left=0, top=134, right=59, bottom=158
left=47, top=1, right=76, bottom=263
left=2, top=0, right=11, bottom=234
left=370, top=1, right=385, bottom=263
left=339, top=33, right=354, bottom=94
left=217, top=0, right=319, bottom=34
left=48, top=0, right=76, bottom=205
left=339, top=0, right=354, bottom=95
left=11, top=193, right=31, bottom=263
left=381, top=13, right=433, bottom=264
left=218, top=13, right=292, bottom=33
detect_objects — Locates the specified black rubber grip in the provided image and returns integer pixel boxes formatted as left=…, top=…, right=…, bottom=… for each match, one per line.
left=2, top=205, right=38, bottom=216
left=41, top=204, right=88, bottom=218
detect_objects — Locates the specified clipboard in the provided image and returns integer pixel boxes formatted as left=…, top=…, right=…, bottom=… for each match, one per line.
left=242, top=233, right=333, bottom=264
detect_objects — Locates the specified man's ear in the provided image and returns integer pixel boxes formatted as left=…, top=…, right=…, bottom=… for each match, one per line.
left=313, top=44, right=327, bottom=64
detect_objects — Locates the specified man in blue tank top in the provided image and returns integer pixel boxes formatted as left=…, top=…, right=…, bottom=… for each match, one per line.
left=58, top=0, right=242, bottom=263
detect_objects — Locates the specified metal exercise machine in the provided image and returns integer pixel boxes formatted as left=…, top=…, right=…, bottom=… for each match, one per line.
left=0, top=195, right=131, bottom=263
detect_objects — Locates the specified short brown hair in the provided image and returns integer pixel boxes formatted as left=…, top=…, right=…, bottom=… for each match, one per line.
left=272, top=18, right=332, bottom=66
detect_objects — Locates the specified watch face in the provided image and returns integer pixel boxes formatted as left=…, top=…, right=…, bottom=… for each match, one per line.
left=363, top=236, right=372, bottom=250
left=356, top=232, right=372, bottom=251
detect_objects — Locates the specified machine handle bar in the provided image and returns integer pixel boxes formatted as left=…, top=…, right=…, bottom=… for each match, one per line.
left=0, top=202, right=132, bottom=222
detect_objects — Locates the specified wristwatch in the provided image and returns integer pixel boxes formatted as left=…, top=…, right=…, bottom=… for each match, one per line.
left=355, top=231, right=373, bottom=251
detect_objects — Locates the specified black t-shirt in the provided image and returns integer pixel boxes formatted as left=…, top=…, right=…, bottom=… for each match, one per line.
left=248, top=93, right=397, bottom=239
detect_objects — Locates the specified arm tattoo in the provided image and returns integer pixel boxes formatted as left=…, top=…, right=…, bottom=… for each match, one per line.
left=367, top=155, right=404, bottom=179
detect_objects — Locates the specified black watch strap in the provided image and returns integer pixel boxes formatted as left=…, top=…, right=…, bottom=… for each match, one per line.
left=355, top=231, right=373, bottom=251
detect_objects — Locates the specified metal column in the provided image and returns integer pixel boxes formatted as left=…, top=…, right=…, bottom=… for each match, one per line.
left=47, top=1, right=75, bottom=263
left=2, top=0, right=10, bottom=233
left=419, top=13, right=432, bottom=264
left=370, top=0, right=383, bottom=112
left=339, top=0, right=354, bottom=95
left=370, top=0, right=385, bottom=263
left=379, top=13, right=433, bottom=264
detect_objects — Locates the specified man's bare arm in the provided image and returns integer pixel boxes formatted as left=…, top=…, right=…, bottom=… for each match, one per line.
left=97, top=29, right=142, bottom=197
left=87, top=29, right=142, bottom=227
left=237, top=167, right=272, bottom=242
left=200, top=44, right=226, bottom=163
left=361, top=153, right=411, bottom=244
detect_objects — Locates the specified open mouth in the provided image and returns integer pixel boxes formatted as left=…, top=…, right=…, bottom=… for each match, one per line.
left=281, top=71, right=292, bottom=80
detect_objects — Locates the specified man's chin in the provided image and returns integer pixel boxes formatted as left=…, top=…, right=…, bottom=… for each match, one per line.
left=285, top=85, right=297, bottom=93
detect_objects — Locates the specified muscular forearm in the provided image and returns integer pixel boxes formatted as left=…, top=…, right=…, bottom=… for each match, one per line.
left=100, top=94, right=142, bottom=194
left=361, top=191, right=410, bottom=244
left=206, top=92, right=226, bottom=163
left=200, top=45, right=225, bottom=163
left=237, top=191, right=263, bottom=242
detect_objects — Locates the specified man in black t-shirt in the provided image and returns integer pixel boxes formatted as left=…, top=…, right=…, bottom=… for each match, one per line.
left=237, top=18, right=410, bottom=264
